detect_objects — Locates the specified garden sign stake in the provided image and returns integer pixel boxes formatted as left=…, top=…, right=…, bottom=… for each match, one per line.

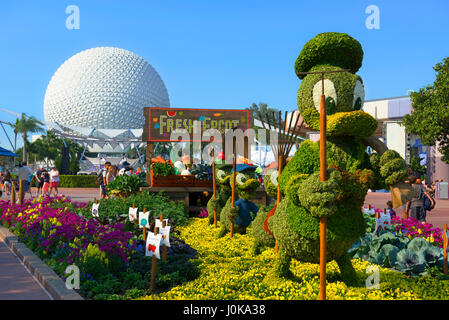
left=10, top=181, right=15, bottom=204
left=212, top=148, right=217, bottom=228
left=297, top=68, right=349, bottom=301
left=444, top=224, right=448, bottom=275
left=18, top=179, right=24, bottom=205
left=160, top=214, right=167, bottom=261
left=150, top=226, right=159, bottom=293
left=230, top=136, right=236, bottom=239
left=143, top=208, right=147, bottom=242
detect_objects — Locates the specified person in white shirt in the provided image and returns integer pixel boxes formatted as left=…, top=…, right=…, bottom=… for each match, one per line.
left=49, top=167, right=60, bottom=197
left=17, top=162, right=32, bottom=197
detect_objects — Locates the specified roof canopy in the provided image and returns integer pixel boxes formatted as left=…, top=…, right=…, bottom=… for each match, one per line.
left=0, top=146, right=19, bottom=157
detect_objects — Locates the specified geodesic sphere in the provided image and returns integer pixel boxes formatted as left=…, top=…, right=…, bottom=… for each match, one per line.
left=44, top=47, right=170, bottom=129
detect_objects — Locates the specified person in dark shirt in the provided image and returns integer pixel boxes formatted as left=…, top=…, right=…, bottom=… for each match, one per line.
left=386, top=200, right=396, bottom=218
left=41, top=169, right=50, bottom=196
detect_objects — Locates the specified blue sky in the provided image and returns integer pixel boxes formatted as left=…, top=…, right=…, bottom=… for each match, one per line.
left=0, top=0, right=448, bottom=149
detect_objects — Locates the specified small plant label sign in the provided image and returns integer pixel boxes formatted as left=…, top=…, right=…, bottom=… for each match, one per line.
left=91, top=203, right=100, bottom=217
left=159, top=225, right=171, bottom=247
left=139, top=211, right=150, bottom=228
left=129, top=207, right=138, bottom=221
left=155, top=218, right=169, bottom=229
left=375, top=211, right=391, bottom=232
left=145, top=233, right=162, bottom=259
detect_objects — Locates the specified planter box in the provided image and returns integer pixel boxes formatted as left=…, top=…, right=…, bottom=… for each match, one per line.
left=151, top=171, right=195, bottom=187
left=193, top=179, right=213, bottom=188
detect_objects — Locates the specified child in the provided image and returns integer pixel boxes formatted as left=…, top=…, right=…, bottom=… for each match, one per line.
left=386, top=200, right=396, bottom=218
left=42, top=169, right=50, bottom=196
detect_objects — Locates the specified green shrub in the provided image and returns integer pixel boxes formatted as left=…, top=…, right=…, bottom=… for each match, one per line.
left=78, top=243, right=110, bottom=278
left=107, top=174, right=146, bottom=195
left=78, top=191, right=189, bottom=226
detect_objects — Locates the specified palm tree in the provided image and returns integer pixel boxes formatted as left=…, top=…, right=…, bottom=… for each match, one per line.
left=14, top=114, right=44, bottom=163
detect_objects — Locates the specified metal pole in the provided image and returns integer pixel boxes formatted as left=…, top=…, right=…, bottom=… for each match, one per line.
left=319, top=74, right=327, bottom=301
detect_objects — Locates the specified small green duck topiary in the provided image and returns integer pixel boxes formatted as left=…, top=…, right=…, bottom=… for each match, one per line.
left=218, top=164, right=261, bottom=237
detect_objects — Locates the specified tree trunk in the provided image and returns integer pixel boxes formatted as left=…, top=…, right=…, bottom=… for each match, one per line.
left=22, top=133, right=27, bottom=163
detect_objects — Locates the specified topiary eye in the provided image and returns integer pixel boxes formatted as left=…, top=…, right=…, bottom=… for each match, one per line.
left=326, top=97, right=337, bottom=115
left=354, top=97, right=362, bottom=110
left=353, top=80, right=365, bottom=111
left=236, top=173, right=247, bottom=185
left=217, top=170, right=226, bottom=180
left=313, top=79, right=337, bottom=114
left=270, top=170, right=279, bottom=186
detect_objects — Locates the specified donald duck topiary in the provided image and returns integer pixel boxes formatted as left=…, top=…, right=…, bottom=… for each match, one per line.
left=266, top=32, right=408, bottom=285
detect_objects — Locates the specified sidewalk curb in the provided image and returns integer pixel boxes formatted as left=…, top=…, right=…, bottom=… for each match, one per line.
left=0, top=226, right=84, bottom=300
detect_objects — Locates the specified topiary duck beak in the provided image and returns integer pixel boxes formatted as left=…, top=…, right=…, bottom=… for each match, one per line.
left=326, top=110, right=378, bottom=138
left=236, top=178, right=260, bottom=192
left=219, top=175, right=231, bottom=186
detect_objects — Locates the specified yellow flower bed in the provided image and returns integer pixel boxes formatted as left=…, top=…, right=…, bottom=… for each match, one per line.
left=138, top=218, right=447, bottom=300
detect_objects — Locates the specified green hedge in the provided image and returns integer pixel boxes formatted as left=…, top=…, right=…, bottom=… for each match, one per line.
left=30, top=175, right=98, bottom=188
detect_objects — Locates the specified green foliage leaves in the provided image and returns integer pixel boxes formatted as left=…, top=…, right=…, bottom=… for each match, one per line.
left=294, top=32, right=364, bottom=79
left=79, top=191, right=189, bottom=226
left=151, top=162, right=175, bottom=176
left=402, top=57, right=449, bottom=163
left=79, top=243, right=110, bottom=278
left=107, top=174, right=146, bottom=194
left=349, top=231, right=444, bottom=276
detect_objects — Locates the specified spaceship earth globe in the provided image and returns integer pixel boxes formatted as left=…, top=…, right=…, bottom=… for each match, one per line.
left=43, top=47, right=170, bottom=129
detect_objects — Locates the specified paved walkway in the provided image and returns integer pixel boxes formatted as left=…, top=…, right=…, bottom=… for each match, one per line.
left=0, top=239, right=52, bottom=300
left=1, top=187, right=448, bottom=229
left=365, top=192, right=449, bottom=230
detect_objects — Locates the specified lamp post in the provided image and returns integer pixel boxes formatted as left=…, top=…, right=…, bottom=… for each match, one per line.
left=297, top=69, right=348, bottom=301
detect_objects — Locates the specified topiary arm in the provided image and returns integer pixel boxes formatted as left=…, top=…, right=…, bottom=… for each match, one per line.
left=296, top=169, right=342, bottom=218
left=378, top=150, right=408, bottom=186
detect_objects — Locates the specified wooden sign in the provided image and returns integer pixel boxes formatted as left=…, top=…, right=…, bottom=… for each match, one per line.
left=443, top=224, right=449, bottom=275
left=128, top=207, right=138, bottom=221
left=143, top=107, right=253, bottom=142
left=375, top=210, right=391, bottom=233
left=91, top=203, right=100, bottom=217
left=139, top=211, right=150, bottom=229
left=364, top=207, right=375, bottom=216
left=145, top=232, right=163, bottom=259
left=155, top=218, right=169, bottom=229
left=159, top=225, right=171, bottom=248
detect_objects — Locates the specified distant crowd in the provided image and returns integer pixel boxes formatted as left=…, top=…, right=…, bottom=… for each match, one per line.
left=0, top=161, right=60, bottom=198
left=0, top=160, right=143, bottom=199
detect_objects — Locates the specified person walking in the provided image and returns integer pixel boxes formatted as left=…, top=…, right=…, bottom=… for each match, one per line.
left=386, top=200, right=397, bottom=218
left=405, top=175, right=431, bottom=223
left=41, top=169, right=50, bottom=196
left=105, top=165, right=118, bottom=199
left=34, top=166, right=44, bottom=196
left=98, top=161, right=111, bottom=199
left=17, top=162, right=32, bottom=198
left=49, top=167, right=60, bottom=197
left=2, top=170, right=12, bottom=196
left=106, top=165, right=118, bottom=185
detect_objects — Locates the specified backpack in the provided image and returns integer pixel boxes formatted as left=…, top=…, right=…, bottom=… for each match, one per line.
left=96, top=169, right=105, bottom=185
left=420, top=189, right=436, bottom=211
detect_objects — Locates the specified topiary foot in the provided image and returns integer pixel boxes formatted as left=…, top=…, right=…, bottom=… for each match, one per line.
left=335, top=254, right=361, bottom=287
left=217, top=227, right=227, bottom=238
left=273, top=250, right=294, bottom=279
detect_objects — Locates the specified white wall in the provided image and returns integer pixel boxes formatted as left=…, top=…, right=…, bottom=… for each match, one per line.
left=385, top=122, right=406, bottom=159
